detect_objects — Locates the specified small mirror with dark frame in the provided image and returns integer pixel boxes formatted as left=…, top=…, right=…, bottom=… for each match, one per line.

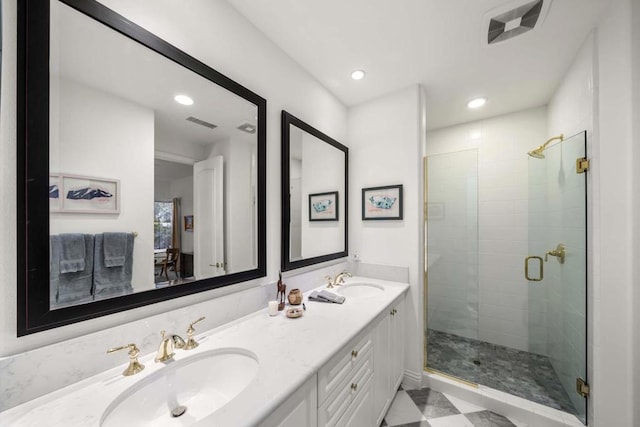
left=17, top=0, right=267, bottom=336
left=281, top=111, right=348, bottom=271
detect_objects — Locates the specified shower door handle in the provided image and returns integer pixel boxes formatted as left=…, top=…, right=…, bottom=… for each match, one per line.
left=524, top=256, right=543, bottom=281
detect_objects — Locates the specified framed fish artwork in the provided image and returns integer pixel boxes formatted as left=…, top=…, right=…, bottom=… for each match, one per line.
left=362, top=184, right=403, bottom=220
left=309, top=191, right=339, bottom=221
left=55, top=173, right=120, bottom=214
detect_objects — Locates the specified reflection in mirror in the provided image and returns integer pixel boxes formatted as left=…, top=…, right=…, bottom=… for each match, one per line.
left=49, top=1, right=258, bottom=309
left=18, top=0, right=266, bottom=334
left=281, top=111, right=348, bottom=271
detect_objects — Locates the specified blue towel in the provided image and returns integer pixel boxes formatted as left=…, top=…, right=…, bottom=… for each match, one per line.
left=103, top=232, right=128, bottom=267
left=59, top=233, right=86, bottom=273
left=50, top=234, right=95, bottom=309
left=93, top=233, right=134, bottom=300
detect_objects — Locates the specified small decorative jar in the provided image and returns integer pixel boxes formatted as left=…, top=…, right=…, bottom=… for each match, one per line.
left=287, top=288, right=302, bottom=305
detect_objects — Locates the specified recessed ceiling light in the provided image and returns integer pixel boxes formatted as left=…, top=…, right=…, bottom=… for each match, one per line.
left=174, top=94, right=194, bottom=106
left=467, top=97, right=487, bottom=109
left=351, top=70, right=366, bottom=80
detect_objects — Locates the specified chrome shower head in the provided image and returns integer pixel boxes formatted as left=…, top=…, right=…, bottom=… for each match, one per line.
left=527, top=134, right=563, bottom=159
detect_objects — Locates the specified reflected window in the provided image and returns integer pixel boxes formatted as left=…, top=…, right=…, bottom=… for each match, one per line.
left=154, top=201, right=173, bottom=249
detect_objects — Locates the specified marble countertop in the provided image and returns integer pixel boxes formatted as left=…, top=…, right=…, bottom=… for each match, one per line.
left=0, top=276, right=409, bottom=427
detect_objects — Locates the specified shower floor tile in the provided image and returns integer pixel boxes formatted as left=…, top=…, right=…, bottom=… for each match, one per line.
left=426, top=329, right=578, bottom=418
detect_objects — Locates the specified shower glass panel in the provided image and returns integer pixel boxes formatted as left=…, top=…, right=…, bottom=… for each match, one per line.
left=425, top=149, right=479, bottom=379
left=527, top=131, right=587, bottom=423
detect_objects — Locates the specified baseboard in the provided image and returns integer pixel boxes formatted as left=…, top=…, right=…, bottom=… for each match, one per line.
left=401, top=368, right=423, bottom=390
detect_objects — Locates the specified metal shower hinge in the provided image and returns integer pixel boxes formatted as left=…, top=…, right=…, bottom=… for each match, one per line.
left=576, top=377, right=590, bottom=397
left=576, top=157, right=590, bottom=174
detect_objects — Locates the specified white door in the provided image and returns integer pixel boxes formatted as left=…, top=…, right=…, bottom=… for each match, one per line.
left=193, top=156, right=224, bottom=279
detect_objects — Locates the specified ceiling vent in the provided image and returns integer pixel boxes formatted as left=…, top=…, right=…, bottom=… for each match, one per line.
left=186, top=116, right=217, bottom=130
left=482, top=0, right=551, bottom=45
left=236, top=122, right=257, bottom=134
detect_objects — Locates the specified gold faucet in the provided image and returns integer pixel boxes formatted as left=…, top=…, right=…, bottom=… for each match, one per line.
left=107, top=343, right=145, bottom=376
left=335, top=271, right=352, bottom=285
left=155, top=330, right=186, bottom=363
left=184, top=316, right=206, bottom=350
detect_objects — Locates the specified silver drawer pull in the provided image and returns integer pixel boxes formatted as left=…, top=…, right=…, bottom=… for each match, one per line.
left=351, top=350, right=358, bottom=358
left=350, top=383, right=358, bottom=392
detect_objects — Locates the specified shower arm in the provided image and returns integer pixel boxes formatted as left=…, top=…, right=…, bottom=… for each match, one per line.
left=532, top=134, right=564, bottom=154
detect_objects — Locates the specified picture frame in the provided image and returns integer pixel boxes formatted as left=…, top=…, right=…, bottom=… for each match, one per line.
left=309, top=191, right=339, bottom=221
left=52, top=173, right=120, bottom=214
left=184, top=215, right=194, bottom=231
left=362, top=184, right=403, bottom=220
left=49, top=174, right=61, bottom=212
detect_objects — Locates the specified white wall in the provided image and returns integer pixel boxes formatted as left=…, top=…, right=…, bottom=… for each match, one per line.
left=170, top=175, right=194, bottom=254
left=300, top=132, right=345, bottom=258
left=289, top=159, right=302, bottom=260
left=426, top=107, right=547, bottom=352
left=0, top=0, right=347, bottom=409
left=50, top=77, right=155, bottom=292
left=632, top=1, right=640, bottom=425
left=348, top=85, right=424, bottom=385
left=154, top=180, right=171, bottom=201
left=592, top=0, right=636, bottom=425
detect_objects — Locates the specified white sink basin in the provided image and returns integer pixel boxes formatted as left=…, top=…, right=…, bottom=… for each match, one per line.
left=336, top=282, right=384, bottom=298
left=101, top=348, right=259, bottom=427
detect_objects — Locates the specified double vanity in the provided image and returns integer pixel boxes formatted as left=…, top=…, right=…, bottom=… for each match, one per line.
left=0, top=277, right=408, bottom=427
left=9, top=1, right=406, bottom=426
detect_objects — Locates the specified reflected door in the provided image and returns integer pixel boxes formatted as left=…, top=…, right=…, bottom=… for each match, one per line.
left=527, top=132, right=587, bottom=423
left=194, top=156, right=225, bottom=279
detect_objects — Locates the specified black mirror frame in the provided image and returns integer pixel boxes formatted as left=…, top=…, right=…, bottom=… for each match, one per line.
left=281, top=110, right=348, bottom=272
left=17, top=0, right=267, bottom=336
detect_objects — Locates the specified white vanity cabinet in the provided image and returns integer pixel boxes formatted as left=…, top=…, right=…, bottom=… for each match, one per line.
left=373, top=297, right=406, bottom=425
left=317, top=331, right=374, bottom=427
left=259, top=375, right=318, bottom=427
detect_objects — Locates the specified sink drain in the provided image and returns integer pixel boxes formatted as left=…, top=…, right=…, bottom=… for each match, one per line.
left=171, top=405, right=187, bottom=418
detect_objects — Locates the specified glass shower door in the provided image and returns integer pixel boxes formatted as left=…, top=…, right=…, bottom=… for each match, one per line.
left=526, top=132, right=587, bottom=423
left=425, top=149, right=479, bottom=381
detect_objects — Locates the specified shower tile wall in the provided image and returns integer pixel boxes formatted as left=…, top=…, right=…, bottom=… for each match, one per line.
left=426, top=149, right=478, bottom=340
left=426, top=106, right=548, bottom=352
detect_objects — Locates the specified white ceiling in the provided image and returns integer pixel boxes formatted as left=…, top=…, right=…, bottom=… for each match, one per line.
left=226, top=0, right=611, bottom=130
left=53, top=1, right=258, bottom=154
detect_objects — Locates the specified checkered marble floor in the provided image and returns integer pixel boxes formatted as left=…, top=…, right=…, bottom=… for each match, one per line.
left=382, top=387, right=525, bottom=427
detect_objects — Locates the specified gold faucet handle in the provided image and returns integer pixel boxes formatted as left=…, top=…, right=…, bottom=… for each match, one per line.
left=325, top=275, right=335, bottom=288
left=107, top=343, right=145, bottom=376
left=544, top=243, right=566, bottom=264
left=184, top=316, right=206, bottom=350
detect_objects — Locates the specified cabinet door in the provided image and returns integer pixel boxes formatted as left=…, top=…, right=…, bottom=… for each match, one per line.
left=373, top=313, right=391, bottom=426
left=391, top=298, right=405, bottom=391
left=335, top=374, right=373, bottom=427
left=260, top=375, right=317, bottom=427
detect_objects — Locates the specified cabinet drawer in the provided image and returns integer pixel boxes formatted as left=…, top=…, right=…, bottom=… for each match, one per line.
left=318, top=331, right=373, bottom=404
left=318, top=350, right=373, bottom=427
left=335, top=372, right=373, bottom=427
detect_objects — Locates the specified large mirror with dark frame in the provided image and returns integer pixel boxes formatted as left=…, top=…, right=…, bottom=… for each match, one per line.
left=281, top=111, right=348, bottom=271
left=17, top=0, right=266, bottom=336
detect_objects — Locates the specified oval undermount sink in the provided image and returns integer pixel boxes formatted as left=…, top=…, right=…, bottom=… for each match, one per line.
left=336, top=282, right=384, bottom=298
left=100, top=348, right=259, bottom=427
